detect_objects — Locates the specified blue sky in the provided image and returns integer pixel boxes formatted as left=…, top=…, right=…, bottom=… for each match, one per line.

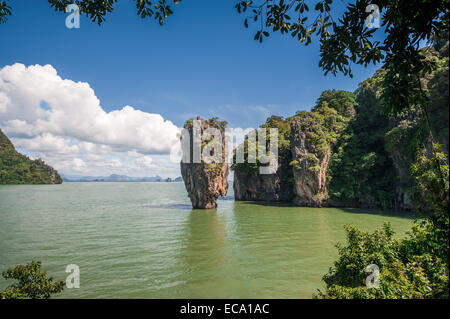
left=0, top=0, right=384, bottom=177
left=0, top=0, right=383, bottom=127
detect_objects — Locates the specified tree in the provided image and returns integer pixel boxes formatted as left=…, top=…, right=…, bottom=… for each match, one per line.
left=0, top=261, right=65, bottom=299
left=317, top=221, right=449, bottom=299
left=0, top=0, right=182, bottom=26
left=318, top=148, right=449, bottom=298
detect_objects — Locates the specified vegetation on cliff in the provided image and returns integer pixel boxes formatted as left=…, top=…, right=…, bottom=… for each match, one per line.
left=328, top=70, right=399, bottom=209
left=0, top=129, right=63, bottom=184
left=180, top=117, right=229, bottom=209
left=232, top=115, right=295, bottom=201
left=232, top=90, right=356, bottom=205
left=233, top=37, right=448, bottom=212
left=319, top=149, right=449, bottom=299
left=317, top=35, right=449, bottom=299
left=230, top=37, right=449, bottom=297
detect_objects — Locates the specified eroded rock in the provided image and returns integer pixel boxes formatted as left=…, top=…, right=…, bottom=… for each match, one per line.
left=180, top=117, right=229, bottom=209
left=290, top=114, right=331, bottom=207
left=233, top=158, right=294, bottom=202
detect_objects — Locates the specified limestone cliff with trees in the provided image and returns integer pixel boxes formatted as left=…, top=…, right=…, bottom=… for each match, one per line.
left=180, top=117, right=229, bottom=209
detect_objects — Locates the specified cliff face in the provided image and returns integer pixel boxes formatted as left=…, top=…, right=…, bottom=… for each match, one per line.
left=231, top=98, right=350, bottom=208
left=0, top=128, right=63, bottom=184
left=180, top=117, right=229, bottom=209
left=229, top=42, right=447, bottom=211
left=232, top=116, right=294, bottom=202
left=290, top=115, right=331, bottom=207
left=233, top=157, right=294, bottom=202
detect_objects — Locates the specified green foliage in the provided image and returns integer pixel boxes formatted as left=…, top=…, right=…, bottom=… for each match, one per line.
left=289, top=111, right=330, bottom=158
left=320, top=130, right=449, bottom=299
left=330, top=44, right=448, bottom=210
left=0, top=1, right=11, bottom=24
left=236, top=1, right=448, bottom=80
left=0, top=1, right=182, bottom=25
left=206, top=117, right=228, bottom=130
left=313, top=89, right=357, bottom=118
left=183, top=117, right=227, bottom=130
left=232, top=115, right=292, bottom=175
left=328, top=71, right=398, bottom=209
left=410, top=145, right=449, bottom=215
left=206, top=163, right=222, bottom=174
left=0, top=261, right=65, bottom=299
left=47, top=0, right=181, bottom=26
left=0, top=129, right=63, bottom=184
left=317, top=221, right=449, bottom=299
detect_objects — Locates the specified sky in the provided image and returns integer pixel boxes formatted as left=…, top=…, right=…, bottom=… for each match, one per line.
left=0, top=0, right=383, bottom=178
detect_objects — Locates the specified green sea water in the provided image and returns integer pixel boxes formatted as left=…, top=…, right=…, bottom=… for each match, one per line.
left=0, top=182, right=416, bottom=298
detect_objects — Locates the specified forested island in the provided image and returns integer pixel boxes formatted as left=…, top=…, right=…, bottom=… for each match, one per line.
left=181, top=36, right=448, bottom=212
left=0, top=128, right=62, bottom=184
left=180, top=37, right=449, bottom=298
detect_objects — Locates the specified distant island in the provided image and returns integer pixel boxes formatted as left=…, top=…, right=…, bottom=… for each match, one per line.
left=0, top=128, right=62, bottom=184
left=61, top=173, right=183, bottom=183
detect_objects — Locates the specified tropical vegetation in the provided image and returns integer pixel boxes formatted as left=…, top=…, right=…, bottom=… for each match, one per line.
left=0, top=128, right=63, bottom=184
left=0, top=261, right=65, bottom=299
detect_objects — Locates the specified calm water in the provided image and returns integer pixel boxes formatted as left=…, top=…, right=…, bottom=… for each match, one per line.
left=0, top=182, right=416, bottom=298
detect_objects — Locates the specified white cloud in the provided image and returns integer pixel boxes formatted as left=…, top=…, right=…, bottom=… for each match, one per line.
left=0, top=91, right=10, bottom=113
left=136, top=155, right=153, bottom=168
left=72, top=158, right=87, bottom=172
left=0, top=63, right=182, bottom=177
left=109, top=158, right=122, bottom=168
left=0, top=63, right=179, bottom=154
left=12, top=133, right=78, bottom=154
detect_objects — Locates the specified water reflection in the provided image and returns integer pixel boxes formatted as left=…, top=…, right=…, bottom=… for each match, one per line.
left=143, top=203, right=192, bottom=210
left=175, top=209, right=237, bottom=298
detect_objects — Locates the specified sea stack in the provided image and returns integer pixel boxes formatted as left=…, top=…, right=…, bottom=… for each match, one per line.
left=290, top=114, right=331, bottom=207
left=180, top=117, right=229, bottom=209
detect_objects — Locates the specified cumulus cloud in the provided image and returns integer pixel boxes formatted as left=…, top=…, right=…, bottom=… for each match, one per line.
left=0, top=63, right=179, bottom=153
left=72, top=158, right=87, bottom=172
left=0, top=63, right=181, bottom=177
left=136, top=155, right=153, bottom=168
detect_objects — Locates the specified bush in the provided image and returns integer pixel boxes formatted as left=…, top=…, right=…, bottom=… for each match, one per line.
left=0, top=261, right=65, bottom=299
left=318, top=147, right=449, bottom=299
left=316, top=220, right=448, bottom=299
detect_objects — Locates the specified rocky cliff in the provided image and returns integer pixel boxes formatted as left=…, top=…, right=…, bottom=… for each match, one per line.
left=232, top=116, right=294, bottom=202
left=233, top=157, right=294, bottom=201
left=231, top=97, right=351, bottom=208
left=180, top=117, right=229, bottom=209
left=230, top=42, right=447, bottom=210
left=0, top=128, right=63, bottom=184
left=290, top=113, right=331, bottom=207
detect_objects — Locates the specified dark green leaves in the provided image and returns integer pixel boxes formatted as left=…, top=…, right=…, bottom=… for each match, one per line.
left=234, top=0, right=448, bottom=91
left=46, top=0, right=181, bottom=26
left=235, top=0, right=336, bottom=44
left=0, top=1, right=11, bottom=24
left=0, top=261, right=65, bottom=299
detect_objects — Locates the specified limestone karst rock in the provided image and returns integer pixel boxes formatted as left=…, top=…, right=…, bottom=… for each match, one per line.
left=180, top=117, right=229, bottom=209
left=233, top=159, right=294, bottom=202
left=290, top=114, right=331, bottom=207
